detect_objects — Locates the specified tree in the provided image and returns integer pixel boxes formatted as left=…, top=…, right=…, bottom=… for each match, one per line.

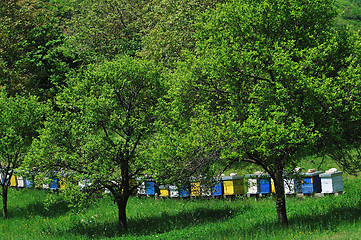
left=27, top=55, right=165, bottom=232
left=157, top=0, right=361, bottom=225
left=0, top=90, right=45, bottom=218
left=0, top=0, right=76, bottom=100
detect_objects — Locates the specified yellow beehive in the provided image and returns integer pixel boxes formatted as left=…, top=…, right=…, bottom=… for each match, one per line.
left=10, top=175, right=18, bottom=187
left=222, top=174, right=244, bottom=196
left=59, top=178, right=67, bottom=189
left=190, top=181, right=201, bottom=197
left=159, top=185, right=169, bottom=197
left=271, top=179, right=276, bottom=193
left=59, top=176, right=77, bottom=189
left=129, top=178, right=137, bottom=195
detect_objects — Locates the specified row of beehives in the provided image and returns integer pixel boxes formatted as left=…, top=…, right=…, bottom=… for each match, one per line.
left=4, top=168, right=344, bottom=197
left=137, top=169, right=344, bottom=198
left=3, top=175, right=68, bottom=190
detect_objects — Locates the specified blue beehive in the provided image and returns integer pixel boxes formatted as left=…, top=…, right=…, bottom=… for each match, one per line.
left=25, top=177, right=34, bottom=188
left=43, top=178, right=58, bottom=190
left=259, top=177, right=271, bottom=194
left=301, top=170, right=323, bottom=194
left=145, top=180, right=160, bottom=196
left=212, top=181, right=223, bottom=197
left=49, top=179, right=58, bottom=190
left=179, top=185, right=190, bottom=198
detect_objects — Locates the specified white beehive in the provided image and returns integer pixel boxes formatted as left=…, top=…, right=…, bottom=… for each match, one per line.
left=17, top=176, right=25, bottom=187
left=78, top=179, right=92, bottom=190
left=284, top=178, right=302, bottom=194
left=169, top=185, right=179, bottom=198
left=320, top=171, right=343, bottom=193
left=137, top=181, right=146, bottom=195
left=246, top=176, right=260, bottom=194
left=201, top=184, right=212, bottom=196
left=284, top=179, right=295, bottom=194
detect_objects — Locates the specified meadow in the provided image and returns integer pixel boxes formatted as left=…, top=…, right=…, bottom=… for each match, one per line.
left=0, top=177, right=360, bottom=240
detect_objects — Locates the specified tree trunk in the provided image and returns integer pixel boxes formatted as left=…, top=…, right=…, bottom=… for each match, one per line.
left=116, top=196, right=129, bottom=232
left=2, top=185, right=8, bottom=218
left=272, top=171, right=288, bottom=226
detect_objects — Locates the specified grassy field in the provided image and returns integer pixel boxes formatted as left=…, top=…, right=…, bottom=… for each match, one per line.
left=0, top=177, right=360, bottom=240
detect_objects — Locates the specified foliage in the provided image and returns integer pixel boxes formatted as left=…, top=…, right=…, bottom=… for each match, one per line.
left=140, top=0, right=225, bottom=69
left=0, top=0, right=75, bottom=100
left=152, top=0, right=361, bottom=225
left=0, top=90, right=46, bottom=218
left=63, top=0, right=149, bottom=64
left=26, top=55, right=165, bottom=231
left=336, top=0, right=361, bottom=29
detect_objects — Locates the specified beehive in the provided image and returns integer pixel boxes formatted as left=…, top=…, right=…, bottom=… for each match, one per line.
left=145, top=180, right=160, bottom=196
left=269, top=176, right=302, bottom=194
left=300, top=171, right=323, bottom=194
left=246, top=174, right=271, bottom=195
left=78, top=179, right=92, bottom=190
left=283, top=177, right=302, bottom=194
left=271, top=179, right=275, bottom=194
left=137, top=180, right=146, bottom=196
left=246, top=176, right=260, bottom=194
left=59, top=176, right=77, bottom=190
left=190, top=177, right=202, bottom=197
left=129, top=178, right=138, bottom=195
left=17, top=176, right=25, bottom=187
left=200, top=183, right=212, bottom=197
left=259, top=177, right=271, bottom=194
left=35, top=177, right=43, bottom=188
left=59, top=178, right=67, bottom=189
left=49, top=178, right=58, bottom=190
left=320, top=171, right=343, bottom=194
left=211, top=181, right=223, bottom=197
left=222, top=174, right=244, bottom=196
left=159, top=185, right=170, bottom=197
left=169, top=185, right=179, bottom=198
left=25, top=177, right=34, bottom=188
left=10, top=175, right=18, bottom=187
left=179, top=185, right=190, bottom=198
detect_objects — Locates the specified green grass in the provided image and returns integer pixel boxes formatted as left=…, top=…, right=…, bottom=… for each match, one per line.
left=0, top=177, right=360, bottom=239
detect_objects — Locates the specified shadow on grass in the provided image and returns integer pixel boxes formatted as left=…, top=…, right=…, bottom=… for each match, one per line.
left=208, top=196, right=361, bottom=239
left=43, top=195, right=361, bottom=239
left=7, top=189, right=72, bottom=219
left=60, top=203, right=244, bottom=239
left=287, top=200, right=361, bottom=229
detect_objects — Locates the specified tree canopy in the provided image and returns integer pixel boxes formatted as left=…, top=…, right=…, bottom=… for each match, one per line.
left=27, top=55, right=165, bottom=231
left=0, top=90, right=45, bottom=218
left=152, top=0, right=361, bottom=225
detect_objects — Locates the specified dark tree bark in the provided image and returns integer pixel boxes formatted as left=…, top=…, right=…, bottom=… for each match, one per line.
left=116, top=196, right=129, bottom=232
left=271, top=170, right=288, bottom=226
left=2, top=184, right=8, bottom=219
left=115, top=156, right=131, bottom=232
